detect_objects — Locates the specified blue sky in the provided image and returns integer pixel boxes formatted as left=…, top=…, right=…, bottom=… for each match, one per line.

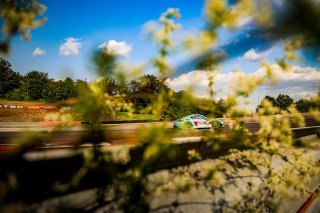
left=7, top=0, right=205, bottom=80
left=4, top=0, right=320, bottom=106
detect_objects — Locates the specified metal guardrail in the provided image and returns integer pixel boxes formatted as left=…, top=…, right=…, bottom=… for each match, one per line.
left=81, top=120, right=161, bottom=124
left=291, top=126, right=320, bottom=138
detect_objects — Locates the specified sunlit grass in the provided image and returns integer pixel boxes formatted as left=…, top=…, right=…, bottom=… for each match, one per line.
left=0, top=102, right=158, bottom=122
left=0, top=100, right=54, bottom=106
left=113, top=112, right=158, bottom=121
left=0, top=108, right=48, bottom=122
left=0, top=100, right=57, bottom=122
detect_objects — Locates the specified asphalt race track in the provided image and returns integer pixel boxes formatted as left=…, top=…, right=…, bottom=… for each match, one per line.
left=0, top=116, right=319, bottom=148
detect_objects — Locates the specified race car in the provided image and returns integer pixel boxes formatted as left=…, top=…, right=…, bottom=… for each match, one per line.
left=173, top=114, right=224, bottom=129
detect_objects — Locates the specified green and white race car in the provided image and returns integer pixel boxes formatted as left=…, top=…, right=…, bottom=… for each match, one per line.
left=173, top=114, right=224, bottom=129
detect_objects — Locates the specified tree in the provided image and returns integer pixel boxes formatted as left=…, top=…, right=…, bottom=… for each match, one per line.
left=74, top=79, right=89, bottom=97
left=0, top=57, right=22, bottom=98
left=264, top=96, right=277, bottom=106
left=127, top=79, right=139, bottom=94
left=256, top=95, right=277, bottom=111
left=63, top=77, right=76, bottom=99
left=128, top=75, right=166, bottom=95
left=23, top=70, right=49, bottom=100
left=295, top=98, right=319, bottom=112
left=97, top=77, right=122, bottom=95
left=295, top=99, right=311, bottom=112
left=5, top=88, right=24, bottom=101
left=42, top=79, right=57, bottom=101
left=42, top=77, right=77, bottom=102
left=256, top=95, right=295, bottom=112
left=137, top=75, right=163, bottom=94
left=215, top=98, right=229, bottom=117
left=275, top=94, right=294, bottom=110
left=126, top=75, right=167, bottom=110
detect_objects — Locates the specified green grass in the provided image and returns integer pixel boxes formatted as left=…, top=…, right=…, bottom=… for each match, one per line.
left=0, top=101, right=159, bottom=122
left=113, top=112, right=158, bottom=121
left=0, top=100, right=54, bottom=106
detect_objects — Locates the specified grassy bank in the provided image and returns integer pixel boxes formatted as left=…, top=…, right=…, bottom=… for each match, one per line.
left=0, top=101, right=158, bottom=122
left=0, top=109, right=158, bottom=122
left=0, top=108, right=48, bottom=122
left=0, top=101, right=54, bottom=122
left=112, top=112, right=158, bottom=121
left=0, top=100, right=57, bottom=106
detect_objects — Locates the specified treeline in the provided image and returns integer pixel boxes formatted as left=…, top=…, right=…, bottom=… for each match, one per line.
left=0, top=58, right=87, bottom=102
left=1, top=57, right=318, bottom=116
left=257, top=94, right=319, bottom=113
left=97, top=75, right=230, bottom=117
left=0, top=58, right=228, bottom=116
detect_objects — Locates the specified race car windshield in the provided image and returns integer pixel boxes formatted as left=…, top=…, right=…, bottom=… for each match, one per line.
left=192, top=115, right=205, bottom=119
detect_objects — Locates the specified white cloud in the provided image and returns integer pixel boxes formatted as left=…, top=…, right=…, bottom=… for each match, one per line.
left=289, top=91, right=315, bottom=100
left=255, top=64, right=320, bottom=82
left=165, top=65, right=320, bottom=101
left=241, top=48, right=265, bottom=61
left=32, top=47, right=46, bottom=56
left=98, top=40, right=132, bottom=56
left=235, top=15, right=253, bottom=28
left=59, top=37, right=82, bottom=56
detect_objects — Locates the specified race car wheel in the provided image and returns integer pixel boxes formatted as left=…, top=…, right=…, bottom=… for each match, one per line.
left=183, top=122, right=193, bottom=129
left=211, top=121, right=221, bottom=129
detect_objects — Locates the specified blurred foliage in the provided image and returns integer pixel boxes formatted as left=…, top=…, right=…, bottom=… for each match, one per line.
left=147, top=8, right=181, bottom=80
left=1, top=1, right=320, bottom=212
left=0, top=0, right=47, bottom=55
left=91, top=50, right=117, bottom=78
